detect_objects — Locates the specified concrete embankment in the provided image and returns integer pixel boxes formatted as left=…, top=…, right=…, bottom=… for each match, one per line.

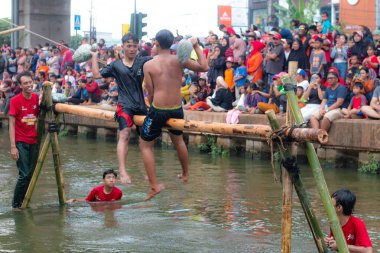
left=1, top=106, right=379, bottom=165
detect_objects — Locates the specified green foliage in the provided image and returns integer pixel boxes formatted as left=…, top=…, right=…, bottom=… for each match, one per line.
left=198, top=135, right=229, bottom=157
left=273, top=0, right=321, bottom=28
left=58, top=128, right=69, bottom=138
left=69, top=34, right=84, bottom=50
left=0, top=18, right=12, bottom=46
left=358, top=154, right=380, bottom=174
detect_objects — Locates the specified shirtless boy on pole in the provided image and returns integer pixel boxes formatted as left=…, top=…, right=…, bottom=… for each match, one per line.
left=140, top=29, right=208, bottom=200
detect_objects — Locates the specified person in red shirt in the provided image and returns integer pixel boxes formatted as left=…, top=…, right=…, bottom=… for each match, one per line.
left=85, top=72, right=102, bottom=104
left=9, top=71, right=39, bottom=210
left=325, top=188, right=373, bottom=253
left=67, top=169, right=123, bottom=203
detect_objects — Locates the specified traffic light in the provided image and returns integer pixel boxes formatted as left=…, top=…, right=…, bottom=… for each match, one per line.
left=129, top=13, right=136, bottom=35
left=136, top=12, right=147, bottom=40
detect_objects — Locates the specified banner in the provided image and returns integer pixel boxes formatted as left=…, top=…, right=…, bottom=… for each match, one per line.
left=232, top=7, right=248, bottom=27
left=218, top=5, right=232, bottom=27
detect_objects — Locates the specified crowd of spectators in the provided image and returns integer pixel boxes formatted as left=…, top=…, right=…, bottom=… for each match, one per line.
left=1, top=12, right=380, bottom=132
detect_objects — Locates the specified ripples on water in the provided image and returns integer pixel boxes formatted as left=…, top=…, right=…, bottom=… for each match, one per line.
left=0, top=130, right=379, bottom=252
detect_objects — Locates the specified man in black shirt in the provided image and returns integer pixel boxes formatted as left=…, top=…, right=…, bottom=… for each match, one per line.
left=92, top=33, right=151, bottom=184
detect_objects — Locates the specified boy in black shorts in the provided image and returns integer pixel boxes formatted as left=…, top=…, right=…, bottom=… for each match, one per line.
left=92, top=33, right=151, bottom=185
left=141, top=29, right=208, bottom=200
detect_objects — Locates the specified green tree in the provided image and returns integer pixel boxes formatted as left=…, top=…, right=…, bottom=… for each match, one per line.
left=69, top=34, right=84, bottom=50
left=274, top=0, right=321, bottom=28
left=0, top=18, right=12, bottom=46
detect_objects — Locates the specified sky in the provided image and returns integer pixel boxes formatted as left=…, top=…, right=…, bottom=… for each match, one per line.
left=0, top=0, right=248, bottom=41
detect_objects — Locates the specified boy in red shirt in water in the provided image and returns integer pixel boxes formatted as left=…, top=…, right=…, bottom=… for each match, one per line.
left=67, top=169, right=122, bottom=203
left=325, top=188, right=373, bottom=253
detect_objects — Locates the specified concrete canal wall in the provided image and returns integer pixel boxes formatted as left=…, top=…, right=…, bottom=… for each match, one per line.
left=1, top=107, right=379, bottom=165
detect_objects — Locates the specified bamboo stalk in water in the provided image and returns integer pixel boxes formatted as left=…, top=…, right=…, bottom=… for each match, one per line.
left=266, top=110, right=293, bottom=253
left=266, top=110, right=328, bottom=253
left=21, top=133, right=51, bottom=208
left=281, top=74, right=349, bottom=253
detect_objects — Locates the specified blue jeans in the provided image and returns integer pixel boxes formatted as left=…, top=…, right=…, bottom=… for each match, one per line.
left=12, top=142, right=37, bottom=208
left=333, top=62, right=347, bottom=80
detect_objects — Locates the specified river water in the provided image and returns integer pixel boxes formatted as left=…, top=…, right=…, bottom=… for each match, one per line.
left=0, top=129, right=379, bottom=253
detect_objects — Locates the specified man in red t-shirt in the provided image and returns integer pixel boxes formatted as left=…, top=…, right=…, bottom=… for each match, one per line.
left=9, top=71, right=39, bottom=210
left=67, top=169, right=122, bottom=203
left=325, top=189, right=373, bottom=252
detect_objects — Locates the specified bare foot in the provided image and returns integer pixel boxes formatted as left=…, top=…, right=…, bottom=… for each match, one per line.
left=119, top=170, right=132, bottom=184
left=12, top=207, right=22, bottom=212
left=178, top=174, right=189, bottom=182
left=144, top=184, right=164, bottom=201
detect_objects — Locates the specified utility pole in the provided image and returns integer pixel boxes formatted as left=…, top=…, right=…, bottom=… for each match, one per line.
left=330, top=0, right=335, bottom=26
left=134, top=0, right=137, bottom=36
left=11, top=0, right=19, bottom=48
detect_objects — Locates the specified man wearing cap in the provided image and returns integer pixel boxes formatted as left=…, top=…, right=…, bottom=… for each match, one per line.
left=265, top=33, right=284, bottom=85
left=310, top=71, right=347, bottom=132
left=85, top=72, right=102, bottom=104
left=296, top=68, right=309, bottom=91
left=91, top=32, right=152, bottom=185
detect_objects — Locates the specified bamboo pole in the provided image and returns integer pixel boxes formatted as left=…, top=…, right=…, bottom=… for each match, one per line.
left=44, top=82, right=66, bottom=205
left=266, top=110, right=328, bottom=253
left=0, top=26, right=25, bottom=35
left=54, top=104, right=328, bottom=143
left=50, top=132, right=66, bottom=204
left=21, top=133, right=51, bottom=208
left=265, top=110, right=293, bottom=253
left=280, top=75, right=349, bottom=253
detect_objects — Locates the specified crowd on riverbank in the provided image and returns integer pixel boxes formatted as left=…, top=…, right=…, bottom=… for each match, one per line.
left=1, top=13, right=380, bottom=132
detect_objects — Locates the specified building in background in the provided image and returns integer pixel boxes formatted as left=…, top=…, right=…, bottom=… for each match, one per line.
left=339, top=0, right=380, bottom=31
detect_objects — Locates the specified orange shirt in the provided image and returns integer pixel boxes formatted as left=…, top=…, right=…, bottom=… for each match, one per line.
left=36, top=65, right=49, bottom=78
left=225, top=68, right=234, bottom=92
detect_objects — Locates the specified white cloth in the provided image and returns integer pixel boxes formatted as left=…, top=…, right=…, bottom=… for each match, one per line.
left=301, top=103, right=320, bottom=121
left=297, top=80, right=310, bottom=91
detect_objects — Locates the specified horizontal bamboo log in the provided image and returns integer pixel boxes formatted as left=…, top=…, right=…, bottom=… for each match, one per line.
left=0, top=26, right=25, bottom=35
left=54, top=103, right=328, bottom=143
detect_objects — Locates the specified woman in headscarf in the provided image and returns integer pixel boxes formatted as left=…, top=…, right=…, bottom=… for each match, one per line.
left=207, top=45, right=226, bottom=89
left=220, top=37, right=233, bottom=58
left=246, top=40, right=265, bottom=84
left=288, top=39, right=310, bottom=73
left=347, top=31, right=368, bottom=64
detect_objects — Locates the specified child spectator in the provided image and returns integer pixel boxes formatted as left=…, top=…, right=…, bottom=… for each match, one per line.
left=62, top=69, right=76, bottom=89
left=362, top=44, right=378, bottom=79
left=233, top=55, right=247, bottom=100
left=352, top=67, right=375, bottom=102
left=347, top=54, right=362, bottom=78
left=187, top=73, right=212, bottom=111
left=342, top=82, right=367, bottom=118
left=36, top=59, right=49, bottom=77
left=296, top=86, right=307, bottom=108
left=310, top=37, right=327, bottom=77
left=64, top=81, right=75, bottom=98
left=224, top=56, right=235, bottom=95
left=257, top=74, right=284, bottom=114
left=321, top=12, right=331, bottom=35
left=226, top=85, right=248, bottom=124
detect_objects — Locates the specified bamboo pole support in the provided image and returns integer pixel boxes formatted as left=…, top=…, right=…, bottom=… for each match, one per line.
left=265, top=110, right=293, bottom=253
left=50, top=132, right=66, bottom=204
left=54, top=104, right=328, bottom=143
left=281, top=75, right=349, bottom=253
left=21, top=133, right=51, bottom=208
left=266, top=110, right=328, bottom=253
left=44, top=82, right=66, bottom=204
left=0, top=26, right=25, bottom=35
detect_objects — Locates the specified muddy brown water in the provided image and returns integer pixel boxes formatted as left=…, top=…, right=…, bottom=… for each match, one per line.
left=0, top=130, right=379, bottom=252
